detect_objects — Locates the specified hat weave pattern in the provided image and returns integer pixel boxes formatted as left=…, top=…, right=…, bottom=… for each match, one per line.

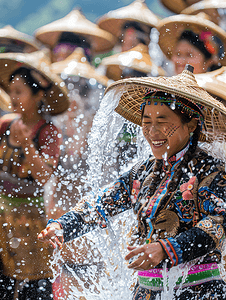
left=105, top=70, right=226, bottom=142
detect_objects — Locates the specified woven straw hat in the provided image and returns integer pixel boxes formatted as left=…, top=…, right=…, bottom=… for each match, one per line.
left=104, top=65, right=226, bottom=142
left=34, top=9, right=116, bottom=53
left=97, top=0, right=160, bottom=38
left=182, top=0, right=226, bottom=25
left=0, top=50, right=69, bottom=115
left=195, top=66, right=226, bottom=103
left=158, top=13, right=226, bottom=65
left=51, top=47, right=110, bottom=87
left=101, top=44, right=165, bottom=81
left=0, top=25, right=41, bottom=53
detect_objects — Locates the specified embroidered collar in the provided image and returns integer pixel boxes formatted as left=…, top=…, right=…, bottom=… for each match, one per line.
left=163, top=142, right=190, bottom=170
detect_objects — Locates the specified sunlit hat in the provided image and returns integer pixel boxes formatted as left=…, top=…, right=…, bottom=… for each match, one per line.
left=0, top=25, right=41, bottom=53
left=97, top=0, right=160, bottom=38
left=104, top=65, right=226, bottom=142
left=0, top=50, right=69, bottom=115
left=195, top=66, right=226, bottom=103
left=34, top=8, right=116, bottom=53
left=101, top=43, right=165, bottom=81
left=182, top=0, right=226, bottom=25
left=51, top=47, right=110, bottom=87
left=158, top=13, right=226, bottom=65
left=160, top=0, right=188, bottom=14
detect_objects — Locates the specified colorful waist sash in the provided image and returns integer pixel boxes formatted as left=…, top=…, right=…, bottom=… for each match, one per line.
left=138, top=263, right=221, bottom=291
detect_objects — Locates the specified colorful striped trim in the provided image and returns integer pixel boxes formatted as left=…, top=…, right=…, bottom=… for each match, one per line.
left=158, top=238, right=183, bottom=267
left=138, top=263, right=221, bottom=291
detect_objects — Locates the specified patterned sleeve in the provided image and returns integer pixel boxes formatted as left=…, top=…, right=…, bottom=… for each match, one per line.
left=56, top=171, right=132, bottom=242
left=159, top=169, right=226, bottom=268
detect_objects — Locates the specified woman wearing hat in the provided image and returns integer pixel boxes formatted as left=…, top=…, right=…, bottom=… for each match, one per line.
left=38, top=65, right=226, bottom=299
left=34, top=8, right=115, bottom=63
left=0, top=50, right=69, bottom=299
left=95, top=0, right=160, bottom=67
left=158, top=14, right=226, bottom=75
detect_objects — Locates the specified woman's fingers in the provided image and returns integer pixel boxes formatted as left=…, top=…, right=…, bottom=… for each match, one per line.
left=125, top=245, right=144, bottom=261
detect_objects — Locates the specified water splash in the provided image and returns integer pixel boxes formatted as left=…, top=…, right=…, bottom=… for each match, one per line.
left=49, top=87, right=226, bottom=299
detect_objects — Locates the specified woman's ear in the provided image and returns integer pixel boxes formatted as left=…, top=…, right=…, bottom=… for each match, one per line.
left=188, top=118, right=198, bottom=134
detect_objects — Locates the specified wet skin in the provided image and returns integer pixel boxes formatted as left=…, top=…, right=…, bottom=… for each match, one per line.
left=142, top=102, right=195, bottom=160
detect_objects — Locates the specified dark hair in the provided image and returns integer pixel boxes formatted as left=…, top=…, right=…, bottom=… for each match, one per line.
left=137, top=91, right=201, bottom=235
left=179, top=30, right=212, bottom=60
left=9, top=67, right=51, bottom=95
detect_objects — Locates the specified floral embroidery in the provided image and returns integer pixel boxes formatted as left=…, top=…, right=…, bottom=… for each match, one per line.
left=131, top=180, right=141, bottom=204
left=180, top=176, right=196, bottom=200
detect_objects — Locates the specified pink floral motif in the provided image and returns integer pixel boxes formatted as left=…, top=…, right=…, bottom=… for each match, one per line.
left=180, top=176, right=196, bottom=201
left=131, top=180, right=141, bottom=203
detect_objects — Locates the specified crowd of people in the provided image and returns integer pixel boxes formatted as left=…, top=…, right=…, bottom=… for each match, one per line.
left=0, top=0, right=226, bottom=299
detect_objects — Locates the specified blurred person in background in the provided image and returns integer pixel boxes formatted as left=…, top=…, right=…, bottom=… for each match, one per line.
left=158, top=13, right=226, bottom=75
left=34, top=8, right=115, bottom=64
left=0, top=50, right=69, bottom=300
left=95, top=0, right=160, bottom=68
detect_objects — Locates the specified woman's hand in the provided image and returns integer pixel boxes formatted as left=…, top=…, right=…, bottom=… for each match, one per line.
left=38, top=223, right=64, bottom=249
left=125, top=242, right=167, bottom=270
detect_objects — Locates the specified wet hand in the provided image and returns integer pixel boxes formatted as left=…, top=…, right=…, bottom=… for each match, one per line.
left=38, top=223, right=64, bottom=249
left=125, top=242, right=167, bottom=270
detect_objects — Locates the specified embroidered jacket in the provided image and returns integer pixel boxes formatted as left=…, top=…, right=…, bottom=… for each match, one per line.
left=57, top=147, right=226, bottom=268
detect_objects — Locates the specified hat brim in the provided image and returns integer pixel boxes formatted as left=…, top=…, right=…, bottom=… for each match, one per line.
left=0, top=53, right=69, bottom=115
left=0, top=88, right=12, bottom=112
left=182, top=0, right=226, bottom=19
left=51, top=52, right=110, bottom=87
left=195, top=67, right=226, bottom=102
left=97, top=1, right=159, bottom=38
left=160, top=0, right=187, bottom=14
left=34, top=10, right=116, bottom=53
left=104, top=72, right=226, bottom=142
left=158, top=14, right=226, bottom=65
left=101, top=44, right=165, bottom=80
left=0, top=26, right=41, bottom=52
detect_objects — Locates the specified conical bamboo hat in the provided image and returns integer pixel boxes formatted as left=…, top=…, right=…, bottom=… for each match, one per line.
left=158, top=13, right=226, bottom=65
left=182, top=0, right=226, bottom=25
left=34, top=9, right=116, bottom=53
left=51, top=47, right=110, bottom=87
left=0, top=25, right=41, bottom=52
left=101, top=44, right=165, bottom=81
left=195, top=66, right=226, bottom=103
left=0, top=50, right=69, bottom=115
left=104, top=65, right=226, bottom=142
left=97, top=0, right=160, bottom=38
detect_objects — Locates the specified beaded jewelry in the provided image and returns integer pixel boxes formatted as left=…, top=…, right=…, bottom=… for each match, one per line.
left=140, top=92, right=205, bottom=129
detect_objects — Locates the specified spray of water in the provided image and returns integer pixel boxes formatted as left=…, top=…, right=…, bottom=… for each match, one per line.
left=49, top=87, right=226, bottom=299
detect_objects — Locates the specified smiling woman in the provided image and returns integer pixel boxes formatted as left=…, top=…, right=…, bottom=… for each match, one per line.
left=38, top=65, right=226, bottom=299
left=141, top=92, right=198, bottom=159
